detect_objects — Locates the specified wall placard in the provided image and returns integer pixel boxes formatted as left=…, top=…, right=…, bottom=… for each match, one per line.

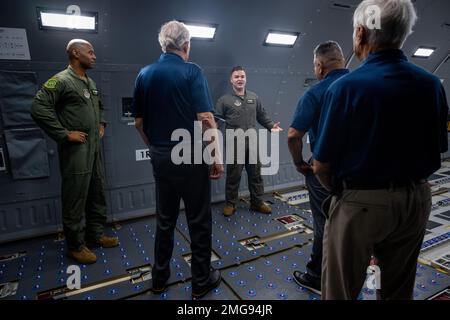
left=0, top=27, right=31, bottom=60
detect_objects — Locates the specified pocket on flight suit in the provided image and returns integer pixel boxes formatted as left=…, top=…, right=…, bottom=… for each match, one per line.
left=225, top=105, right=242, bottom=128
left=64, top=92, right=93, bottom=128
left=60, top=142, right=91, bottom=175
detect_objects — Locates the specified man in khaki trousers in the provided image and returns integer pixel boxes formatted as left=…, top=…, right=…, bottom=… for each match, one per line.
left=313, top=0, right=449, bottom=299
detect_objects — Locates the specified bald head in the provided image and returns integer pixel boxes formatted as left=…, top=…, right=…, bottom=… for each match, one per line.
left=66, top=39, right=91, bottom=58
left=66, top=39, right=96, bottom=70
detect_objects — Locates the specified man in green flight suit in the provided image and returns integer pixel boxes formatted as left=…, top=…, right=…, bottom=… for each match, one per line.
left=31, top=39, right=118, bottom=264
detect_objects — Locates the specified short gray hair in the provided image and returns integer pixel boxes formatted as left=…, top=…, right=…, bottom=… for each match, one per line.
left=158, top=20, right=191, bottom=53
left=353, top=0, right=417, bottom=48
left=314, top=41, right=345, bottom=64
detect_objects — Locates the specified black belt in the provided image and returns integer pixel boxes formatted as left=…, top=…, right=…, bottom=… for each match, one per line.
left=341, top=179, right=427, bottom=190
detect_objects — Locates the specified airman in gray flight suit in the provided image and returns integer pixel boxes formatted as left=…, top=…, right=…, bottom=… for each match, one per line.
left=215, top=66, right=283, bottom=217
left=31, top=39, right=118, bottom=264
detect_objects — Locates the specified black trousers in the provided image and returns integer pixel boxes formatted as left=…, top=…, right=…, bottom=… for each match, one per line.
left=150, top=146, right=212, bottom=290
left=304, top=170, right=329, bottom=279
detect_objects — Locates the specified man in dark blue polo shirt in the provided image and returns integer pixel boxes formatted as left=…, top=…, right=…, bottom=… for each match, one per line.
left=313, top=0, right=449, bottom=300
left=288, top=41, right=349, bottom=295
left=132, top=20, right=224, bottom=300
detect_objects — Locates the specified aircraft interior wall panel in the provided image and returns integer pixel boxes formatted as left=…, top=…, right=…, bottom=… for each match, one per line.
left=103, top=72, right=153, bottom=189
left=0, top=69, right=62, bottom=203
left=109, top=183, right=156, bottom=222
left=0, top=198, right=62, bottom=243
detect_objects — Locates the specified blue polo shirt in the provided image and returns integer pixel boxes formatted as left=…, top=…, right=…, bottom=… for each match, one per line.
left=132, top=53, right=214, bottom=146
left=290, top=69, right=349, bottom=154
left=314, top=49, right=449, bottom=183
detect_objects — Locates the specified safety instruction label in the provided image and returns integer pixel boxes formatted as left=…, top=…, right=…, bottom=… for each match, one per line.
left=0, top=27, right=31, bottom=60
left=136, top=149, right=151, bottom=161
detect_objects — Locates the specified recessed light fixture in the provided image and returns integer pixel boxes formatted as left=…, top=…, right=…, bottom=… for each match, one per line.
left=412, top=47, right=436, bottom=58
left=264, top=31, right=299, bottom=47
left=184, top=23, right=217, bottom=40
left=37, top=7, right=98, bottom=32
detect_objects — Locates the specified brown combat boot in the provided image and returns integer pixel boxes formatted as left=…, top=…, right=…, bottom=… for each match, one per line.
left=223, top=204, right=236, bottom=217
left=97, top=235, right=119, bottom=248
left=250, top=202, right=272, bottom=214
left=87, top=235, right=119, bottom=249
left=68, top=246, right=97, bottom=264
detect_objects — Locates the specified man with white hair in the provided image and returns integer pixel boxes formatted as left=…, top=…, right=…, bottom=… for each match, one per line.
left=313, top=0, right=449, bottom=299
left=132, top=20, right=223, bottom=299
left=31, top=39, right=119, bottom=265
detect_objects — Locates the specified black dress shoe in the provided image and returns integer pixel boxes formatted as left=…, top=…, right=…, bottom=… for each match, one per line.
left=192, top=269, right=222, bottom=300
left=293, top=271, right=321, bottom=295
left=150, top=280, right=167, bottom=294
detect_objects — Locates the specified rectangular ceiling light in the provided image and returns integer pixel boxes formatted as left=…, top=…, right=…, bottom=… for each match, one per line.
left=413, top=47, right=436, bottom=58
left=37, top=8, right=98, bottom=32
left=184, top=24, right=217, bottom=40
left=264, top=31, right=299, bottom=47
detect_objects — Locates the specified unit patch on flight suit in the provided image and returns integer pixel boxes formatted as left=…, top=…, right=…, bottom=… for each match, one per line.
left=44, top=78, right=58, bottom=90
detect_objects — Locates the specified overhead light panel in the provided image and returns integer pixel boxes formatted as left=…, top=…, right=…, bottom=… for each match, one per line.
left=264, top=31, right=299, bottom=47
left=184, top=23, right=217, bottom=40
left=37, top=7, right=98, bottom=32
left=413, top=47, right=436, bottom=58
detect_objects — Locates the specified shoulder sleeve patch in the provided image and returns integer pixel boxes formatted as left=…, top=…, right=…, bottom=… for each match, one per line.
left=44, top=78, right=58, bottom=90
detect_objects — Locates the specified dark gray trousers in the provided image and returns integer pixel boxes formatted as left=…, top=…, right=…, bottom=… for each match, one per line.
left=225, top=143, right=264, bottom=206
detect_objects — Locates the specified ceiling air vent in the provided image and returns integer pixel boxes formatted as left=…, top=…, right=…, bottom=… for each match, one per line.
left=332, top=3, right=351, bottom=10
left=329, top=1, right=359, bottom=11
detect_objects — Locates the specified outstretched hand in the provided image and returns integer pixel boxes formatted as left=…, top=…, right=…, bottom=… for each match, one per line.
left=271, top=122, right=283, bottom=132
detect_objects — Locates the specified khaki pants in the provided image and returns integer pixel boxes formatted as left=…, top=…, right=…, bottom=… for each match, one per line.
left=322, top=182, right=431, bottom=300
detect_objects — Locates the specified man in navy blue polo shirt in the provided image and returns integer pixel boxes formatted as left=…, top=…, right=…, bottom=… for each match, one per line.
left=132, top=20, right=224, bottom=300
left=313, top=0, right=449, bottom=300
left=288, top=41, right=349, bottom=295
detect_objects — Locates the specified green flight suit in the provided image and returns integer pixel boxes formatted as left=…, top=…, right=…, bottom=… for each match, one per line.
left=31, top=66, right=107, bottom=251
